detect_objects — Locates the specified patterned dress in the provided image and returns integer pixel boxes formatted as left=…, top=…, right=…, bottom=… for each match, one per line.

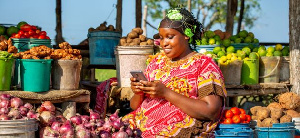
left=122, top=52, right=227, bottom=138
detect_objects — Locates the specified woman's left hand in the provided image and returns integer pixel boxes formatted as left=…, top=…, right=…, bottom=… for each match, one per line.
left=139, top=80, right=169, bottom=98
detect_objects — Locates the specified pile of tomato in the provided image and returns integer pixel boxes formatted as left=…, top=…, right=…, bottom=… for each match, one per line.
left=220, top=107, right=251, bottom=124
left=10, top=23, right=50, bottom=39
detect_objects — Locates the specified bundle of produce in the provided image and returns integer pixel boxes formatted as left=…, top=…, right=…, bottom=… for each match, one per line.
left=7, top=21, right=50, bottom=39
left=0, top=36, right=18, bottom=53
left=220, top=107, right=251, bottom=124
left=250, top=92, right=300, bottom=127
left=0, top=93, right=38, bottom=120
left=118, top=27, right=154, bottom=46
left=88, top=21, right=119, bottom=32
left=50, top=42, right=82, bottom=60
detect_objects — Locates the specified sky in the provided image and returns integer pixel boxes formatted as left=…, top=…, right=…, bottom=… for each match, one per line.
left=0, top=0, right=289, bottom=45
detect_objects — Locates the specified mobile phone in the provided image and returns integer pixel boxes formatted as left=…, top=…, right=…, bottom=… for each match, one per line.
left=130, top=70, right=148, bottom=81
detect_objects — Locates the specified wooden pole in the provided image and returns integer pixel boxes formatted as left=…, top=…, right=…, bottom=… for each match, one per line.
left=225, top=0, right=238, bottom=35
left=142, top=5, right=148, bottom=36
left=289, top=0, right=300, bottom=94
left=116, top=0, right=123, bottom=33
left=136, top=0, right=142, bottom=28
left=237, top=0, right=245, bottom=34
left=187, top=0, right=191, bottom=12
left=55, top=0, right=65, bottom=45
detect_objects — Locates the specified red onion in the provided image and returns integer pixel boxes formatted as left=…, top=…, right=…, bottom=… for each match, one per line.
left=19, top=106, right=29, bottom=116
left=39, top=127, right=46, bottom=138
left=0, top=114, right=10, bottom=120
left=39, top=111, right=56, bottom=126
left=10, top=97, right=23, bottom=108
left=100, top=130, right=112, bottom=138
left=95, top=119, right=105, bottom=127
left=41, top=101, right=55, bottom=112
left=112, top=120, right=122, bottom=130
left=43, top=127, right=60, bottom=137
left=51, top=121, right=62, bottom=131
left=83, top=121, right=94, bottom=130
left=61, top=128, right=74, bottom=138
left=70, top=115, right=82, bottom=125
left=23, top=103, right=33, bottom=110
left=75, top=124, right=86, bottom=132
left=125, top=127, right=133, bottom=137
left=27, top=110, right=39, bottom=119
left=110, top=109, right=120, bottom=122
left=0, top=107, right=9, bottom=115
left=113, top=127, right=128, bottom=138
left=81, top=115, right=90, bottom=123
left=0, top=99, right=10, bottom=108
left=59, top=120, right=73, bottom=134
left=56, top=115, right=67, bottom=123
left=89, top=109, right=100, bottom=122
left=75, top=128, right=91, bottom=138
left=0, top=94, right=11, bottom=100
left=8, top=108, right=21, bottom=119
left=103, top=118, right=112, bottom=132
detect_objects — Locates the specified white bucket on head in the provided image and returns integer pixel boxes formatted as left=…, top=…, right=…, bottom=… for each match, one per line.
left=115, top=45, right=154, bottom=87
left=0, top=119, right=38, bottom=138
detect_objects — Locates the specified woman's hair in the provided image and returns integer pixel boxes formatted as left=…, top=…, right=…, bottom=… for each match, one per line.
left=159, top=8, right=203, bottom=50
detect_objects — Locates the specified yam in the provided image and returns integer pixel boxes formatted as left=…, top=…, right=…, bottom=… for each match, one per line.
left=250, top=106, right=262, bottom=116
left=88, top=27, right=95, bottom=33
left=269, top=107, right=283, bottom=119
left=129, top=42, right=139, bottom=46
left=280, top=114, right=292, bottom=123
left=132, top=38, right=141, bottom=45
left=140, top=42, right=148, bottom=46
left=126, top=38, right=133, bottom=43
left=97, top=24, right=106, bottom=31
left=256, top=120, right=263, bottom=127
left=256, top=107, right=270, bottom=120
left=278, top=92, right=300, bottom=110
left=127, top=31, right=139, bottom=39
left=147, top=39, right=154, bottom=45
left=139, top=35, right=147, bottom=42
left=132, top=27, right=143, bottom=35
left=251, top=115, right=258, bottom=121
left=267, top=102, right=282, bottom=109
left=107, top=25, right=114, bottom=31
left=285, top=110, right=300, bottom=118
left=119, top=38, right=126, bottom=46
left=262, top=118, right=279, bottom=127
left=295, top=106, right=300, bottom=113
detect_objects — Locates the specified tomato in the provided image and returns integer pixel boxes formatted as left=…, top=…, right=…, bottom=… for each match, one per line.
left=10, top=33, right=17, bottom=38
left=239, top=113, right=246, bottom=122
left=36, top=30, right=41, bottom=35
left=20, top=34, right=26, bottom=39
left=232, top=115, right=241, bottom=124
left=28, top=30, right=36, bottom=36
left=239, top=108, right=246, bottom=114
left=39, top=31, right=47, bottom=36
left=31, top=26, right=37, bottom=30
left=24, top=32, right=30, bottom=38
left=230, top=107, right=241, bottom=115
left=38, top=35, right=46, bottom=39
left=18, top=30, right=24, bottom=35
left=225, top=110, right=234, bottom=118
left=246, top=115, right=251, bottom=122
left=45, top=36, right=50, bottom=39
left=20, top=24, right=32, bottom=32
left=14, top=34, right=21, bottom=39
left=223, top=118, right=233, bottom=124
left=33, top=35, right=39, bottom=39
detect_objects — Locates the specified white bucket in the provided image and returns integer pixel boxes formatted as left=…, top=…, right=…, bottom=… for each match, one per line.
left=114, top=45, right=154, bottom=87
left=0, top=119, right=38, bottom=138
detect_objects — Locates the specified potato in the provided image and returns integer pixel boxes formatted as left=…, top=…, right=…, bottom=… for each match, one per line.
left=97, top=24, right=106, bottom=31
left=140, top=42, right=148, bottom=46
left=126, top=38, right=133, bottom=43
left=251, top=115, right=258, bottom=120
left=278, top=92, right=300, bottom=110
left=88, top=27, right=95, bottom=33
left=127, top=31, right=139, bottom=39
left=132, top=27, right=143, bottom=35
left=119, top=38, right=126, bottom=46
left=132, top=38, right=141, bottom=45
left=256, top=107, right=270, bottom=120
left=285, top=110, right=300, bottom=118
left=267, top=102, right=283, bottom=109
left=129, top=42, right=139, bottom=46
left=256, top=120, right=263, bottom=127
left=107, top=25, right=114, bottom=31
left=147, top=39, right=154, bottom=45
left=280, top=114, right=292, bottom=123
left=269, top=107, right=283, bottom=119
left=250, top=106, right=262, bottom=116
left=262, top=118, right=279, bottom=127
left=139, top=35, right=147, bottom=42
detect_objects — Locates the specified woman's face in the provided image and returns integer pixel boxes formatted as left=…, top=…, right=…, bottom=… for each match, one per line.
left=159, top=28, right=191, bottom=61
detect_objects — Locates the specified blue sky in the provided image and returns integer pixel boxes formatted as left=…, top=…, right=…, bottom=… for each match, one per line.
left=0, top=0, right=289, bottom=45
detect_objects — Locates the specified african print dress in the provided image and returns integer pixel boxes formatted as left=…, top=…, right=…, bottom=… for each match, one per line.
left=122, top=52, right=227, bottom=138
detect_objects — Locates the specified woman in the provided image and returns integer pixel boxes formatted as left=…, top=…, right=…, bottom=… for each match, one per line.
left=123, top=8, right=227, bottom=137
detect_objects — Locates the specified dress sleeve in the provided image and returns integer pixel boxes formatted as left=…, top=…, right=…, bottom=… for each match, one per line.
left=197, top=56, right=227, bottom=99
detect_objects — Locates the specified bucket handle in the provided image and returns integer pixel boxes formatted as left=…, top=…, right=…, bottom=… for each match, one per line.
left=259, top=57, right=281, bottom=78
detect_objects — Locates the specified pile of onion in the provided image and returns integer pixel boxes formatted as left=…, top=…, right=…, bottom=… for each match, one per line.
left=0, top=94, right=38, bottom=120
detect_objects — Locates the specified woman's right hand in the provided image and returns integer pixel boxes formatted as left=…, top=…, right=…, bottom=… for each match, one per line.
left=130, top=77, right=144, bottom=95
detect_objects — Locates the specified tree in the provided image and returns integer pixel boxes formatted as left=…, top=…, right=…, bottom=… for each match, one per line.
left=55, top=0, right=65, bottom=45
left=144, top=0, right=260, bottom=33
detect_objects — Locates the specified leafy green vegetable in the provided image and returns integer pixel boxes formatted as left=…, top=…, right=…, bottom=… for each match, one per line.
left=0, top=51, right=14, bottom=59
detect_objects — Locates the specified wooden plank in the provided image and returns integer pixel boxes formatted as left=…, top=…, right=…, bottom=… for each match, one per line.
left=22, top=94, right=90, bottom=104
left=227, top=88, right=289, bottom=97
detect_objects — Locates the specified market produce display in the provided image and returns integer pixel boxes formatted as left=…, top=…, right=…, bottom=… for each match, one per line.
left=250, top=92, right=300, bottom=127
left=220, top=107, right=251, bottom=124
left=197, top=29, right=230, bottom=45
left=118, top=27, right=154, bottom=46
left=88, top=21, right=118, bottom=32
left=0, top=36, right=18, bottom=53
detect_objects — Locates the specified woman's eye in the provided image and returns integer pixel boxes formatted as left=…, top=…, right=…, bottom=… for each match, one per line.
left=167, top=35, right=174, bottom=39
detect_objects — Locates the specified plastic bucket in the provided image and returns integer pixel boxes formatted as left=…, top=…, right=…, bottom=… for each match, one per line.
left=20, top=59, right=52, bottom=92
left=219, top=60, right=243, bottom=85
left=255, top=122, right=295, bottom=138
left=293, top=118, right=300, bottom=136
left=52, top=59, right=82, bottom=90
left=88, top=31, right=121, bottom=65
left=231, top=43, right=259, bottom=50
left=279, top=56, right=290, bottom=83
left=115, top=45, right=154, bottom=87
left=215, top=123, right=253, bottom=138
left=0, top=59, right=15, bottom=90
left=259, top=56, right=281, bottom=83
left=12, top=38, right=52, bottom=52
left=241, top=59, right=259, bottom=85
left=0, top=119, right=38, bottom=138
left=195, top=45, right=220, bottom=53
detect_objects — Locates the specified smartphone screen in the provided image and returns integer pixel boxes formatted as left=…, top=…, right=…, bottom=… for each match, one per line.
left=130, top=71, right=148, bottom=81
